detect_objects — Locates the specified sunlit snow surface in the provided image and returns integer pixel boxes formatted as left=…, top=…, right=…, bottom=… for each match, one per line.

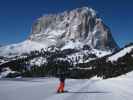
left=0, top=68, right=16, bottom=78
left=108, top=45, right=133, bottom=62
left=0, top=40, right=47, bottom=57
left=0, top=71, right=133, bottom=100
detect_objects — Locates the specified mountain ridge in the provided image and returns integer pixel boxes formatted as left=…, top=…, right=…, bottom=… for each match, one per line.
left=0, top=7, right=119, bottom=57
left=29, top=7, right=119, bottom=51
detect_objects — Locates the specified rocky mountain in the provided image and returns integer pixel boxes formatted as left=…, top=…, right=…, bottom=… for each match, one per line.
left=0, top=7, right=118, bottom=57
left=0, top=7, right=122, bottom=78
left=29, top=7, right=118, bottom=51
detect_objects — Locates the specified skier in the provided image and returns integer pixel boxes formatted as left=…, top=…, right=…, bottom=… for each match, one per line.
left=56, top=61, right=70, bottom=93
left=57, top=73, right=66, bottom=93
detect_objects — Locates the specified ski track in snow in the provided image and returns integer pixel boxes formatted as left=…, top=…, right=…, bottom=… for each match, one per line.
left=0, top=74, right=133, bottom=100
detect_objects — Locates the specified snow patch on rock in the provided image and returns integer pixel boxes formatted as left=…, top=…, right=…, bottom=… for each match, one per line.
left=30, top=57, right=47, bottom=66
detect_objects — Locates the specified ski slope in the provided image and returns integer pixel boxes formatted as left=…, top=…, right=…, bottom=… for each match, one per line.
left=0, top=72, right=133, bottom=100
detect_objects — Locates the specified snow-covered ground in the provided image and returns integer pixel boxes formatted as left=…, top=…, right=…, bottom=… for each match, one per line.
left=108, top=45, right=133, bottom=62
left=0, top=40, right=47, bottom=57
left=0, top=68, right=16, bottom=78
left=0, top=71, right=133, bottom=100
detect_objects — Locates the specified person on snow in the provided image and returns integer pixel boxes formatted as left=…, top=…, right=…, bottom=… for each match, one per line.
left=57, top=73, right=66, bottom=93
left=56, top=61, right=70, bottom=93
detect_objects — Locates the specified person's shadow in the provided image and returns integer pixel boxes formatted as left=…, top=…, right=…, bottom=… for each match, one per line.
left=64, top=91, right=110, bottom=94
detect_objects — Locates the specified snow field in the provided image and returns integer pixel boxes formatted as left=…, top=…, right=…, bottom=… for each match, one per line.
left=0, top=71, right=133, bottom=100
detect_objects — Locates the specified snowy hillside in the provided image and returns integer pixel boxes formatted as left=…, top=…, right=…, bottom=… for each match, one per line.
left=0, top=43, right=132, bottom=79
left=0, top=40, right=47, bottom=57
left=0, top=71, right=133, bottom=100
left=0, top=68, right=17, bottom=78
left=108, top=44, right=133, bottom=62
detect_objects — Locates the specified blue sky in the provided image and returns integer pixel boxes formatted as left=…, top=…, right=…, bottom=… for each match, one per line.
left=0, top=0, right=133, bottom=47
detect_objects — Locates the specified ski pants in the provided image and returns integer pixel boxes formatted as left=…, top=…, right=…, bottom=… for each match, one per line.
left=57, top=81, right=64, bottom=92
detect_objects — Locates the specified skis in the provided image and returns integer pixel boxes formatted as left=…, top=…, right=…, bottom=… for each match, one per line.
left=56, top=90, right=68, bottom=93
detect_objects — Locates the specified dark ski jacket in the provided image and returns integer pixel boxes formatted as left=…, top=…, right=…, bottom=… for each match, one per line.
left=59, top=73, right=66, bottom=82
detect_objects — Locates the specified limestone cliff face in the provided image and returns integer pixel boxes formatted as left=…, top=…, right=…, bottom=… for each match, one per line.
left=29, top=7, right=118, bottom=51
